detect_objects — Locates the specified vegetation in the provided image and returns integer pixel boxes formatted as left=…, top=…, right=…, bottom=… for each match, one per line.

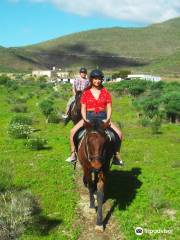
left=25, top=136, right=48, bottom=150
left=10, top=115, right=33, bottom=126
left=8, top=123, right=33, bottom=139
left=0, top=75, right=179, bottom=239
left=112, top=70, right=131, bottom=79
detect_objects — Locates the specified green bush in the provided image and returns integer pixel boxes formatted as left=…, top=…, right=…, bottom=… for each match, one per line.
left=15, top=96, right=28, bottom=103
left=25, top=136, right=48, bottom=150
left=0, top=74, right=11, bottom=85
left=149, top=189, right=170, bottom=211
left=5, top=80, right=18, bottom=90
left=140, top=118, right=151, bottom=127
left=48, top=111, right=60, bottom=123
left=27, top=92, right=34, bottom=99
left=51, top=91, right=61, bottom=98
left=39, top=99, right=54, bottom=118
left=151, top=118, right=162, bottom=134
left=10, top=115, right=33, bottom=125
left=8, top=123, right=33, bottom=139
left=11, top=104, right=28, bottom=113
left=0, top=190, right=36, bottom=239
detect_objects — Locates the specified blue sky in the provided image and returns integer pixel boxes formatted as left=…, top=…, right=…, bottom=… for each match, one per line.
left=0, top=0, right=180, bottom=47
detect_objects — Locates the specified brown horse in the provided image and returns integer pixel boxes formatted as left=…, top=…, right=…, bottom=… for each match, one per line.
left=64, top=91, right=82, bottom=125
left=76, top=119, right=114, bottom=232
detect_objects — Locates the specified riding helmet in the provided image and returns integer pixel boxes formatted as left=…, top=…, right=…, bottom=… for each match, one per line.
left=89, top=69, right=104, bottom=80
left=79, top=67, right=87, bottom=74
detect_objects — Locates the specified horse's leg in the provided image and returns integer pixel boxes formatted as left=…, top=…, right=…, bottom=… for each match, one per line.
left=85, top=170, right=95, bottom=209
left=95, top=172, right=105, bottom=232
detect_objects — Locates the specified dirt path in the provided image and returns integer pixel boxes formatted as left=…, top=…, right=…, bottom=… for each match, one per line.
left=74, top=162, right=124, bottom=240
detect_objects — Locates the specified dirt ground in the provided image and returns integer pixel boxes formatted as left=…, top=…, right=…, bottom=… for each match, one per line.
left=74, top=162, right=124, bottom=240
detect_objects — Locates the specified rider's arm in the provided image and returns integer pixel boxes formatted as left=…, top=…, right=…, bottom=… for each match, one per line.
left=72, top=85, right=76, bottom=95
left=72, top=87, right=76, bottom=96
left=106, top=103, right=112, bottom=122
left=81, top=103, right=87, bottom=121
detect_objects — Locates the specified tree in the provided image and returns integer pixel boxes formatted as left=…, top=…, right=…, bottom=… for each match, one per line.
left=112, top=70, right=131, bottom=79
left=39, top=99, right=54, bottom=120
left=162, top=92, right=180, bottom=123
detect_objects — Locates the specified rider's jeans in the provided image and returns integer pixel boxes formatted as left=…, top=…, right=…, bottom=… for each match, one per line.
left=87, top=111, right=107, bottom=121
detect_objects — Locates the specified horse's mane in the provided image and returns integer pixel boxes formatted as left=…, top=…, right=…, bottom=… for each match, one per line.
left=87, top=119, right=105, bottom=134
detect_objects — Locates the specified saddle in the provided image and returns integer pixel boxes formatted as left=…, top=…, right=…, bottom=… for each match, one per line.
left=73, top=127, right=86, bottom=152
left=73, top=126, right=120, bottom=153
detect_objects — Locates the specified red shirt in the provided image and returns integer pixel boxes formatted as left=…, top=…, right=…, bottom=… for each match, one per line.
left=81, top=87, right=112, bottom=113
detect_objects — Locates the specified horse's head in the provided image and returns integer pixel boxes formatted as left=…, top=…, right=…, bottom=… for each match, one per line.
left=84, top=119, right=108, bottom=172
left=69, top=91, right=82, bottom=125
left=75, top=91, right=82, bottom=102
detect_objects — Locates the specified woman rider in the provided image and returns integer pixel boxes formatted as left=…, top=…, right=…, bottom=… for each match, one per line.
left=66, top=69, right=123, bottom=165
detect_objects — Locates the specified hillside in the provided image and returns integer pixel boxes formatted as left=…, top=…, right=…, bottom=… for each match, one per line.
left=0, top=17, right=180, bottom=73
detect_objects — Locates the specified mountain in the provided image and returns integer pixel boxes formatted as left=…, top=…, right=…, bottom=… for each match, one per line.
left=0, top=17, right=180, bottom=74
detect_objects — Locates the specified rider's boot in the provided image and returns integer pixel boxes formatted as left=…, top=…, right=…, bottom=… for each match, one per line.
left=65, top=151, right=77, bottom=164
left=112, top=152, right=124, bottom=166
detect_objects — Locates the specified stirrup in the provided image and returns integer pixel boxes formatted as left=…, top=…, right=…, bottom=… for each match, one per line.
left=112, top=155, right=124, bottom=166
left=65, top=151, right=77, bottom=163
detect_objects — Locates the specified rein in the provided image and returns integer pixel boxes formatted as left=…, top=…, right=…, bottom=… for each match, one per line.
left=85, top=131, right=104, bottom=163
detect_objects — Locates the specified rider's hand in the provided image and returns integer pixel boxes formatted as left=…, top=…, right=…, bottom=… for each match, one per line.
left=83, top=118, right=90, bottom=123
left=102, top=119, right=110, bottom=128
left=102, top=119, right=110, bottom=124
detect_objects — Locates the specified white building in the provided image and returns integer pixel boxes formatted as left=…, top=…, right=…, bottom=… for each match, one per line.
left=32, top=70, right=51, bottom=78
left=115, top=77, right=122, bottom=82
left=56, top=71, right=69, bottom=79
left=128, top=74, right=161, bottom=81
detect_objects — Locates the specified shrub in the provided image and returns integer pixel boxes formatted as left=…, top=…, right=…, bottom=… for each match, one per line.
left=0, top=74, right=11, bottom=85
left=112, top=70, right=131, bottom=79
left=8, top=123, right=33, bottom=139
left=10, top=115, right=33, bottom=125
left=140, top=118, right=150, bottom=127
left=47, top=111, right=60, bottom=123
left=129, top=85, right=146, bottom=97
left=39, top=99, right=54, bottom=118
left=39, top=82, right=47, bottom=89
left=11, top=104, right=28, bottom=113
left=15, top=96, right=28, bottom=103
left=51, top=91, right=61, bottom=98
left=0, top=190, right=36, bottom=239
left=5, top=80, right=18, bottom=90
left=27, top=92, right=34, bottom=99
left=25, top=136, right=48, bottom=150
left=151, top=117, right=162, bottom=134
left=149, top=189, right=170, bottom=211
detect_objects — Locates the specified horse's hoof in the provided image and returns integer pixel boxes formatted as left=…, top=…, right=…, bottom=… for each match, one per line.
left=95, top=225, right=104, bottom=232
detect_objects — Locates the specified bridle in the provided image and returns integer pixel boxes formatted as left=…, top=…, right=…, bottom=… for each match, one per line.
left=84, top=130, right=105, bottom=163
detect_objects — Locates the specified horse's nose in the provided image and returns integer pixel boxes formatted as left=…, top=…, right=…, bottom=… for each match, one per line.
left=91, top=160, right=102, bottom=170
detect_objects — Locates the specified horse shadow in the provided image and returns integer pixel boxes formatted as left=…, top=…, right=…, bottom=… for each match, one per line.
left=103, top=167, right=142, bottom=228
